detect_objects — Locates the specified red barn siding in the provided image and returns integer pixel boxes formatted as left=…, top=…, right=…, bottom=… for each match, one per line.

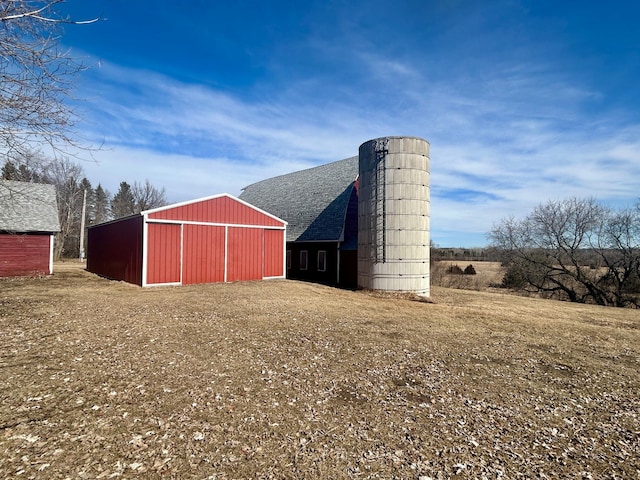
left=87, top=194, right=286, bottom=287
left=148, top=195, right=282, bottom=227
left=227, top=227, right=263, bottom=281
left=0, top=233, right=50, bottom=277
left=264, top=229, right=285, bottom=277
left=87, top=216, right=143, bottom=285
left=182, top=224, right=225, bottom=285
left=146, top=223, right=181, bottom=285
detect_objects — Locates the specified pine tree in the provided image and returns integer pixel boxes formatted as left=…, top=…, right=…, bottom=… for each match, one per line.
left=111, top=181, right=135, bottom=219
left=1, top=161, right=19, bottom=180
left=93, top=184, right=111, bottom=224
left=1, top=159, right=42, bottom=182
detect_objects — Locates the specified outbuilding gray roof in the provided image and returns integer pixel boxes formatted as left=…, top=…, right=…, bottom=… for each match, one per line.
left=0, top=180, right=60, bottom=233
left=240, top=156, right=358, bottom=242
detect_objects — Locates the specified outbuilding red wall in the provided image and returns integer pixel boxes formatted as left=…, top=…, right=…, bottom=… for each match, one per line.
left=86, top=216, right=144, bottom=285
left=264, top=229, right=285, bottom=278
left=181, top=224, right=225, bottom=285
left=146, top=223, right=181, bottom=284
left=148, top=195, right=283, bottom=227
left=0, top=233, right=52, bottom=277
left=227, top=227, right=263, bottom=282
left=87, top=194, right=286, bottom=287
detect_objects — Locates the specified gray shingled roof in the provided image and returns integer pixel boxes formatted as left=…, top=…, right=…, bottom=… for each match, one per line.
left=240, top=157, right=358, bottom=242
left=0, top=180, right=60, bottom=233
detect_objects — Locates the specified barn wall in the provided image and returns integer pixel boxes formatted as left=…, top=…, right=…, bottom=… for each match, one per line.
left=339, top=250, right=358, bottom=289
left=148, top=195, right=283, bottom=227
left=87, top=216, right=144, bottom=285
left=264, top=229, right=285, bottom=278
left=287, top=242, right=340, bottom=286
left=145, top=222, right=285, bottom=286
left=146, top=223, right=181, bottom=285
left=182, top=224, right=225, bottom=285
left=0, top=233, right=51, bottom=277
left=227, top=227, right=263, bottom=282
left=142, top=195, right=286, bottom=286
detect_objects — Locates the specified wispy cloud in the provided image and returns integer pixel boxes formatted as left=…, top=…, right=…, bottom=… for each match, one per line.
left=74, top=41, right=640, bottom=246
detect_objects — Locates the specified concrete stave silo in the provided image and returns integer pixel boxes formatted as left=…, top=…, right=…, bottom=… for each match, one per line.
left=357, top=136, right=430, bottom=295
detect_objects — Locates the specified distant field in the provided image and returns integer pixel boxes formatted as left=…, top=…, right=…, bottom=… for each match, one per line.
left=431, top=260, right=505, bottom=290
left=1, top=263, right=639, bottom=478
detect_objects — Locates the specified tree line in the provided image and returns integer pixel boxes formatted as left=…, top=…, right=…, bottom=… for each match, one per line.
left=489, top=197, right=640, bottom=308
left=1, top=155, right=167, bottom=260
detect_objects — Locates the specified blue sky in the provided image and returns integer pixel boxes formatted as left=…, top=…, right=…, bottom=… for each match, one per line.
left=60, top=0, right=640, bottom=247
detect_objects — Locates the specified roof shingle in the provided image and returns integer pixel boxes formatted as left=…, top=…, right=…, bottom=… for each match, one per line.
left=0, top=180, right=60, bottom=233
left=240, top=157, right=358, bottom=242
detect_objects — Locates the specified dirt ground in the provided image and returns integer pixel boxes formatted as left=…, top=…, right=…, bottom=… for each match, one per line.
left=1, top=263, right=639, bottom=479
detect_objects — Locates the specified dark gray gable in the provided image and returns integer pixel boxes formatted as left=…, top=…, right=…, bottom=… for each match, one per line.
left=240, top=157, right=358, bottom=242
left=0, top=180, right=61, bottom=233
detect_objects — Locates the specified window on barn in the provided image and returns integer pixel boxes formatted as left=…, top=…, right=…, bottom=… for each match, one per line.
left=286, top=250, right=291, bottom=270
left=300, top=250, right=308, bottom=270
left=318, top=250, right=327, bottom=272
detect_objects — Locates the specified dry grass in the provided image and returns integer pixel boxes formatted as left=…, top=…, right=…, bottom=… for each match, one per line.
left=1, top=263, right=639, bottom=479
left=431, top=261, right=505, bottom=291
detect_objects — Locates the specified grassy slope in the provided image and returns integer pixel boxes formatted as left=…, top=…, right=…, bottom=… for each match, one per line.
left=1, top=263, right=638, bottom=478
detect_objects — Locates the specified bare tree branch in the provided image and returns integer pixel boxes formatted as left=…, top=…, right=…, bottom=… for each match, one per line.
left=1, top=1, right=99, bottom=162
left=132, top=179, right=168, bottom=212
left=490, top=197, right=640, bottom=308
left=1, top=1, right=99, bottom=23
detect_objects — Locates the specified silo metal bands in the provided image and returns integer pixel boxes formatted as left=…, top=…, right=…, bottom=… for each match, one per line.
left=357, top=136, right=430, bottom=295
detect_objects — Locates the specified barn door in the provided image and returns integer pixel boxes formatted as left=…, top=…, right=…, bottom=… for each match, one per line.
left=146, top=223, right=181, bottom=285
left=263, top=229, right=284, bottom=278
left=182, top=224, right=225, bottom=285
left=227, top=227, right=263, bottom=282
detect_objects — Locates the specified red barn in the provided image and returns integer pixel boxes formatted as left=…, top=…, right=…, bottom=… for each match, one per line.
left=0, top=180, right=60, bottom=277
left=87, top=193, right=287, bottom=287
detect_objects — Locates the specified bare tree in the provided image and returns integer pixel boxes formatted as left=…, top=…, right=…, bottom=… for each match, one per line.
left=595, top=202, right=640, bottom=303
left=132, top=179, right=167, bottom=212
left=489, top=197, right=640, bottom=308
left=1, top=1, right=98, bottom=163
left=43, top=157, right=86, bottom=259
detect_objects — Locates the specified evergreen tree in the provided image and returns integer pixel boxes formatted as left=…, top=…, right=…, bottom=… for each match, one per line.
left=79, top=177, right=94, bottom=224
left=93, top=184, right=111, bottom=224
left=1, top=160, right=19, bottom=180
left=111, top=181, right=135, bottom=219
left=1, top=159, right=42, bottom=182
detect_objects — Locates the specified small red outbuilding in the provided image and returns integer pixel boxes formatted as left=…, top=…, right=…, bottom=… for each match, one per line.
left=0, top=180, right=60, bottom=277
left=87, top=193, right=287, bottom=287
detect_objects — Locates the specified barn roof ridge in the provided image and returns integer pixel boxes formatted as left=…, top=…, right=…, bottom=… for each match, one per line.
left=241, top=156, right=358, bottom=191
left=0, top=180, right=60, bottom=233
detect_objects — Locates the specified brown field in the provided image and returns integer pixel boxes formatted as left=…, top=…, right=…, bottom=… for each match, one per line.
left=431, top=261, right=505, bottom=291
left=1, top=262, right=639, bottom=479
